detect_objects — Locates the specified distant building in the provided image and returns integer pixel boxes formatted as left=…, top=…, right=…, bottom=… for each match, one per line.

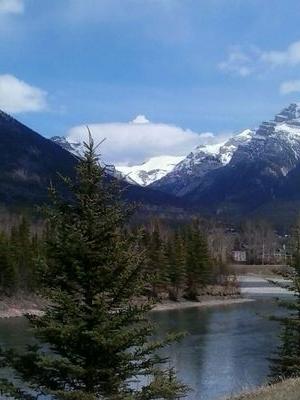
left=232, top=250, right=247, bottom=263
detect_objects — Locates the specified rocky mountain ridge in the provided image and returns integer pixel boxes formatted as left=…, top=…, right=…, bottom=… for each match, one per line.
left=51, top=103, right=300, bottom=223
left=151, top=128, right=254, bottom=196
left=180, top=103, right=300, bottom=221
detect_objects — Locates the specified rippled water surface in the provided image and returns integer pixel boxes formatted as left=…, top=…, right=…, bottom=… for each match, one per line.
left=0, top=294, right=289, bottom=400
left=151, top=299, right=285, bottom=400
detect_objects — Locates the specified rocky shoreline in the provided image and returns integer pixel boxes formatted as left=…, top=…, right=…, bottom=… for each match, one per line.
left=0, top=284, right=246, bottom=318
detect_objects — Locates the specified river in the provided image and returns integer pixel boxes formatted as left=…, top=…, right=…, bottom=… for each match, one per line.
left=152, top=298, right=283, bottom=400
left=0, top=277, right=292, bottom=400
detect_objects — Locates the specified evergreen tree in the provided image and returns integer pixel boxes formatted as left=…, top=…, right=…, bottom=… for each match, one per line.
left=270, top=221, right=300, bottom=380
left=147, top=226, right=169, bottom=298
left=10, top=216, right=35, bottom=291
left=0, top=232, right=16, bottom=294
left=0, top=135, right=187, bottom=400
left=166, top=232, right=186, bottom=301
left=184, top=222, right=211, bottom=300
left=159, top=240, right=171, bottom=295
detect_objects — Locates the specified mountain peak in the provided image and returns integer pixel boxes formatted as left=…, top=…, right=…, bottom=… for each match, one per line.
left=116, top=155, right=185, bottom=186
left=275, top=103, right=300, bottom=123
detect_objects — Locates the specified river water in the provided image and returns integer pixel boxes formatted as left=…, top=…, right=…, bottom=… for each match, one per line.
left=151, top=298, right=283, bottom=400
left=0, top=278, right=292, bottom=400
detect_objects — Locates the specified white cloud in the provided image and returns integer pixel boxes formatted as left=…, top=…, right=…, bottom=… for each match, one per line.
left=261, top=41, right=300, bottom=66
left=66, top=116, right=217, bottom=165
left=218, top=46, right=261, bottom=77
left=280, top=80, right=300, bottom=95
left=131, top=115, right=150, bottom=124
left=0, top=74, right=47, bottom=113
left=219, top=40, right=300, bottom=77
left=0, top=0, right=24, bottom=14
left=218, top=48, right=253, bottom=77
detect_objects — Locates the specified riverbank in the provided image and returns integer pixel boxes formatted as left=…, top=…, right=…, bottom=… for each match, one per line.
left=0, top=290, right=248, bottom=318
left=228, top=378, right=300, bottom=400
left=0, top=294, right=45, bottom=318
left=151, top=282, right=250, bottom=311
left=0, top=295, right=251, bottom=317
left=1, top=272, right=291, bottom=317
left=153, top=297, right=254, bottom=311
left=0, top=282, right=244, bottom=318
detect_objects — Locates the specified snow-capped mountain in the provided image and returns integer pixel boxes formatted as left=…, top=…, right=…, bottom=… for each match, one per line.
left=51, top=135, right=183, bottom=186
left=0, top=110, right=181, bottom=210
left=51, top=115, right=189, bottom=186
left=116, top=155, right=185, bottom=186
left=50, top=119, right=255, bottom=194
left=182, top=103, right=300, bottom=219
left=51, top=136, right=82, bottom=157
left=51, top=103, right=300, bottom=222
left=228, top=103, right=300, bottom=172
left=151, top=128, right=254, bottom=196
left=153, top=103, right=300, bottom=201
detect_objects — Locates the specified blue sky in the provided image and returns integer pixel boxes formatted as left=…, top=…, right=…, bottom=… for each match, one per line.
left=1, top=0, right=300, bottom=164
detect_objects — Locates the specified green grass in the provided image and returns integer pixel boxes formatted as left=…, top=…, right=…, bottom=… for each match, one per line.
left=227, top=378, right=300, bottom=400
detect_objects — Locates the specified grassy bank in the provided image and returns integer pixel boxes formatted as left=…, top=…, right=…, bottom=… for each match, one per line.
left=228, top=378, right=300, bottom=400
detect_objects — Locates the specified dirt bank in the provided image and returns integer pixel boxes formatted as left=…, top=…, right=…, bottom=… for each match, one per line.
left=0, top=294, right=45, bottom=318
left=152, top=297, right=254, bottom=312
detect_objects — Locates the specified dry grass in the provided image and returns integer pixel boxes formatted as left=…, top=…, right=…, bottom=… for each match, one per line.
left=227, top=378, right=300, bottom=400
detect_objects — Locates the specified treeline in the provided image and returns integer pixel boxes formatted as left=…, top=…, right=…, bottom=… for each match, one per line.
left=141, top=221, right=230, bottom=301
left=0, top=216, right=230, bottom=300
left=0, top=216, right=42, bottom=295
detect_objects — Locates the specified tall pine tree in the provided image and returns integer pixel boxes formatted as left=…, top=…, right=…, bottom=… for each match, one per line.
left=270, top=220, right=300, bottom=381
left=0, top=134, right=187, bottom=400
left=166, top=232, right=186, bottom=301
left=184, top=222, right=211, bottom=301
left=147, top=225, right=169, bottom=299
left=0, top=232, right=16, bottom=295
left=10, top=216, right=35, bottom=291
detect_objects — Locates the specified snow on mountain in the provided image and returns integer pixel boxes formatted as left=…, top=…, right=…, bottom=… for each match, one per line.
left=51, top=123, right=254, bottom=192
left=51, top=136, right=82, bottom=156
left=51, top=115, right=202, bottom=186
left=180, top=103, right=300, bottom=219
left=51, top=120, right=185, bottom=186
left=153, top=103, right=300, bottom=197
left=116, top=155, right=185, bottom=186
left=49, top=103, right=300, bottom=223
left=228, top=103, right=300, bottom=172
left=218, top=129, right=253, bottom=164
left=52, top=103, right=300, bottom=198
left=151, top=128, right=254, bottom=195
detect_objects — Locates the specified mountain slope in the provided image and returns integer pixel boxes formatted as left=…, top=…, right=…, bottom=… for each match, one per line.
left=183, top=103, right=300, bottom=219
left=0, top=111, right=183, bottom=210
left=51, top=136, right=185, bottom=186
left=152, top=129, right=253, bottom=196
left=116, top=155, right=184, bottom=186
left=51, top=102, right=300, bottom=224
left=0, top=111, right=78, bottom=205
